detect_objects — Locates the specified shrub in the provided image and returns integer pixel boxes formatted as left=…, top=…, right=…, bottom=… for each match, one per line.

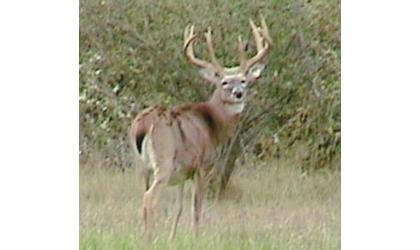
left=79, top=0, right=341, bottom=181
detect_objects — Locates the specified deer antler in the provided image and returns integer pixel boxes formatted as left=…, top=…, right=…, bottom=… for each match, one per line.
left=184, top=24, right=224, bottom=75
left=204, top=27, right=224, bottom=73
left=238, top=15, right=272, bottom=73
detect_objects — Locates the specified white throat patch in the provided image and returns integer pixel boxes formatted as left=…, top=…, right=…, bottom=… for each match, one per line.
left=226, top=102, right=245, bottom=114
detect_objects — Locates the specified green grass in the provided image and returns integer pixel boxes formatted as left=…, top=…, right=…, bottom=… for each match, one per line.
left=80, top=160, right=340, bottom=249
left=80, top=231, right=339, bottom=250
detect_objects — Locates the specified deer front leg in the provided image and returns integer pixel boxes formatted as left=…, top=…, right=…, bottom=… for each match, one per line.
left=191, top=173, right=204, bottom=237
left=169, top=183, right=184, bottom=240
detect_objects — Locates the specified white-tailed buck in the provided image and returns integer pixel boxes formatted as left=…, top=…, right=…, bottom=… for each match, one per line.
left=130, top=16, right=272, bottom=239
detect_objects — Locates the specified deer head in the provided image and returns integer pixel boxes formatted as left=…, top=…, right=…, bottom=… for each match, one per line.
left=183, top=16, right=272, bottom=113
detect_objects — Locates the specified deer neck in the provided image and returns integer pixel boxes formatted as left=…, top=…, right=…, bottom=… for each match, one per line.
left=203, top=88, right=243, bottom=143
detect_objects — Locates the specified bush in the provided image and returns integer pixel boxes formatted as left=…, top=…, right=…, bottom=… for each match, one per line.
left=79, top=0, right=341, bottom=177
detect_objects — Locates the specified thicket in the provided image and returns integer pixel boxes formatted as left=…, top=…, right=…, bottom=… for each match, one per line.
left=79, top=0, right=340, bottom=189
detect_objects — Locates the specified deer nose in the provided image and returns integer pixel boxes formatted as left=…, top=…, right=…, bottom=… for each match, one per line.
left=234, top=91, right=243, bottom=99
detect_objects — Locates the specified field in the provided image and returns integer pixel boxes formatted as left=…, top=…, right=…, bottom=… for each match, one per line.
left=79, top=0, right=340, bottom=248
left=80, top=160, right=340, bottom=249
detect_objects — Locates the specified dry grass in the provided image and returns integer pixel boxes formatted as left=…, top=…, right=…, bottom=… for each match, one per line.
left=80, top=160, right=340, bottom=249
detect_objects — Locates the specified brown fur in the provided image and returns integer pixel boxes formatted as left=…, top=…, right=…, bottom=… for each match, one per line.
left=130, top=88, right=241, bottom=239
left=130, top=17, right=271, bottom=240
left=131, top=105, right=166, bottom=154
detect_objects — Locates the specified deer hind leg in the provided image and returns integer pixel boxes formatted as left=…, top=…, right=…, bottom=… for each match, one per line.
left=137, top=165, right=151, bottom=232
left=143, top=170, right=170, bottom=240
left=169, top=183, right=184, bottom=240
left=191, top=172, right=204, bottom=237
left=133, top=151, right=151, bottom=231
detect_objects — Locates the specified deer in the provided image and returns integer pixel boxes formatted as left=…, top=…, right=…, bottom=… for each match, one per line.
left=129, top=16, right=272, bottom=240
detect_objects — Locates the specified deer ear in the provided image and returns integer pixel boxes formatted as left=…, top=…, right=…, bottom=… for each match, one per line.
left=198, top=68, right=222, bottom=85
left=246, top=63, right=265, bottom=83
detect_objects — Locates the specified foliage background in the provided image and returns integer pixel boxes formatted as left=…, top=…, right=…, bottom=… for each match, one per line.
left=79, top=0, right=340, bottom=175
left=79, top=0, right=340, bottom=248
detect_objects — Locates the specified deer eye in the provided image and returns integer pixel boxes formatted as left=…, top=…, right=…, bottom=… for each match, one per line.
left=240, top=79, right=246, bottom=84
left=221, top=80, right=228, bottom=86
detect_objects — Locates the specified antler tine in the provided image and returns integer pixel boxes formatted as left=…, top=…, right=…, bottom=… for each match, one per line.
left=249, top=19, right=264, bottom=52
left=259, top=15, right=273, bottom=45
left=183, top=24, right=193, bottom=49
left=184, top=24, right=217, bottom=70
left=237, top=35, right=247, bottom=70
left=242, top=15, right=272, bottom=73
left=204, top=27, right=224, bottom=73
left=183, top=24, right=224, bottom=76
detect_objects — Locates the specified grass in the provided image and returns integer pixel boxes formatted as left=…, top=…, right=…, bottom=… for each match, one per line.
left=80, top=160, right=340, bottom=249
